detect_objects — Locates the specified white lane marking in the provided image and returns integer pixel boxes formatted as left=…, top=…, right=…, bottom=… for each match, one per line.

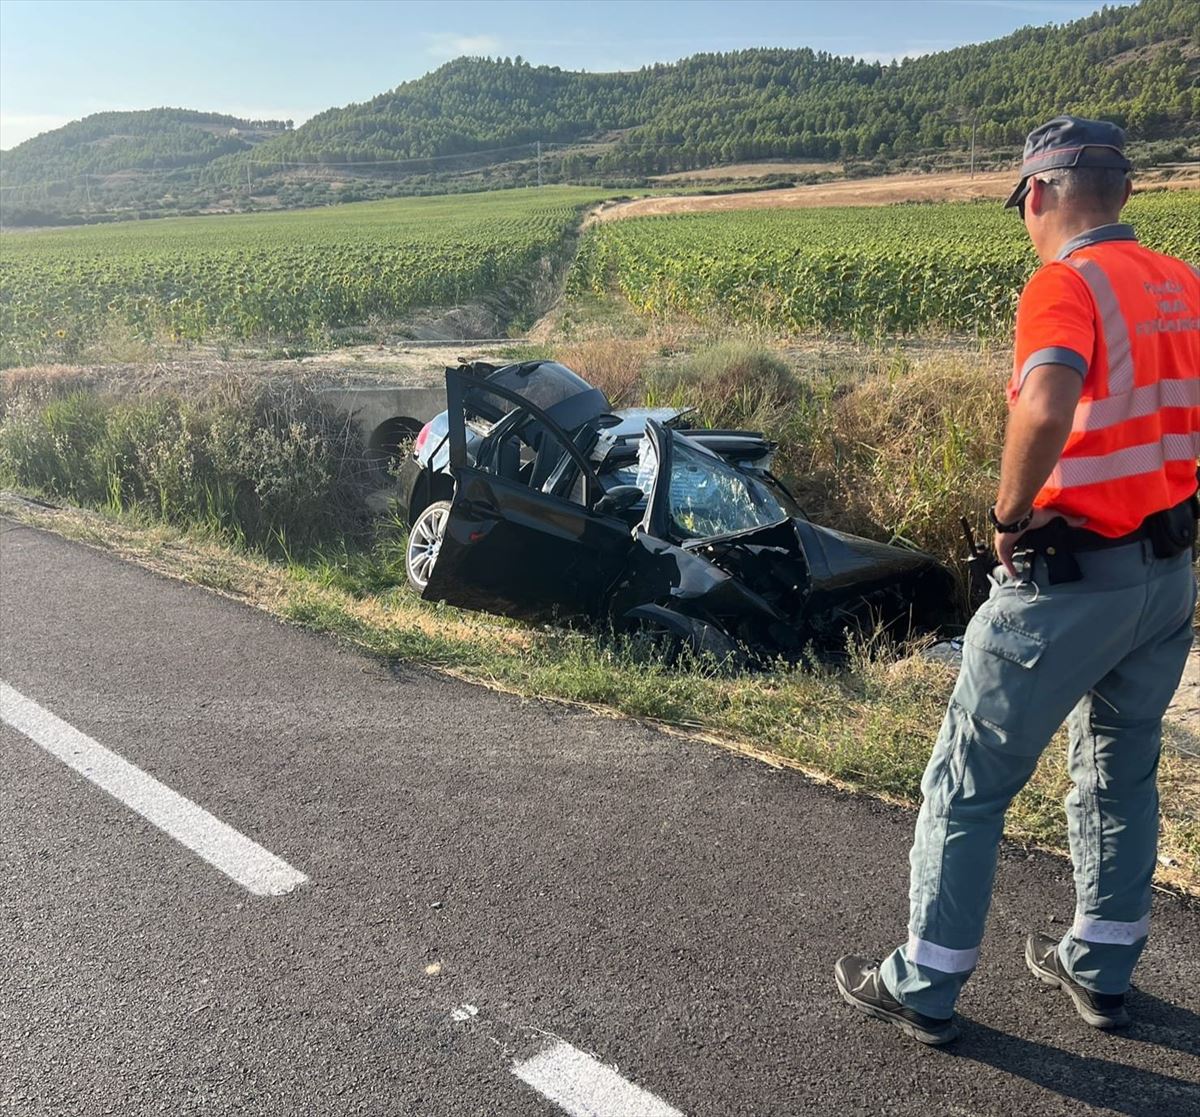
left=0, top=682, right=308, bottom=896
left=512, top=1040, right=683, bottom=1117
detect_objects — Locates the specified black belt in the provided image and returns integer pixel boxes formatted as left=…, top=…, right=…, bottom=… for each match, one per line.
left=1017, top=494, right=1197, bottom=583
left=1022, top=522, right=1148, bottom=554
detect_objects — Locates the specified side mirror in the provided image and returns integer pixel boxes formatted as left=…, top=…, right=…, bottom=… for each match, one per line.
left=594, top=485, right=644, bottom=517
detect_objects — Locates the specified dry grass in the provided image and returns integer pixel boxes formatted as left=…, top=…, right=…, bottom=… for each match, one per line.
left=81, top=318, right=163, bottom=365
left=792, top=346, right=1010, bottom=557
left=0, top=364, right=100, bottom=397
left=1157, top=739, right=1200, bottom=893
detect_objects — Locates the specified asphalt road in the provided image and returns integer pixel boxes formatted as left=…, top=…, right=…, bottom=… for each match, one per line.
left=2, top=519, right=1198, bottom=1117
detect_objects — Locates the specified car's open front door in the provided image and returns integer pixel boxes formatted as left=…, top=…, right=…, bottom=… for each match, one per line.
left=638, top=419, right=675, bottom=542
left=420, top=370, right=633, bottom=622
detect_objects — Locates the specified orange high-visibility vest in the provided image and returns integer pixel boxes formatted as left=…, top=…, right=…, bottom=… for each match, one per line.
left=1011, top=226, right=1200, bottom=538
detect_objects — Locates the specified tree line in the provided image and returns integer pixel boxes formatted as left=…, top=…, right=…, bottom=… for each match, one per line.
left=210, top=0, right=1197, bottom=173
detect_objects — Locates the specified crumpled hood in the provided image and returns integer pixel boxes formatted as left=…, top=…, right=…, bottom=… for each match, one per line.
left=793, top=519, right=940, bottom=593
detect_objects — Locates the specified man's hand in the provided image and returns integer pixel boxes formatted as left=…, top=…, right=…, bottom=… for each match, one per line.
left=994, top=507, right=1087, bottom=578
left=992, top=362, right=1086, bottom=576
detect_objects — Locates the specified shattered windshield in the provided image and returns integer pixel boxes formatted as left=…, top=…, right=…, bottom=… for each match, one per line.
left=664, top=435, right=788, bottom=541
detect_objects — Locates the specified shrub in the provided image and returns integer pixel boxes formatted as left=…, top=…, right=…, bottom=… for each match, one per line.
left=0, top=392, right=110, bottom=505
left=644, top=341, right=800, bottom=430
left=0, top=376, right=367, bottom=552
left=796, top=350, right=1007, bottom=561
left=553, top=337, right=655, bottom=406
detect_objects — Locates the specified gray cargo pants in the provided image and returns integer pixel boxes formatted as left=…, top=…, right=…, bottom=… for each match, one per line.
left=879, top=540, right=1195, bottom=1020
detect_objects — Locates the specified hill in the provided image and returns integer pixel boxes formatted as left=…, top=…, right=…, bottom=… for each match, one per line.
left=2, top=0, right=1196, bottom=225
left=0, top=109, right=290, bottom=225
left=1, top=108, right=291, bottom=179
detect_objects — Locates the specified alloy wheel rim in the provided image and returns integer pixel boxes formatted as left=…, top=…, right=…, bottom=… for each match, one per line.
left=407, top=507, right=446, bottom=589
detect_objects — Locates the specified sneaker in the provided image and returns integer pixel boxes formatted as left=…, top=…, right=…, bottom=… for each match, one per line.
left=834, top=955, right=960, bottom=1046
left=1024, top=932, right=1131, bottom=1029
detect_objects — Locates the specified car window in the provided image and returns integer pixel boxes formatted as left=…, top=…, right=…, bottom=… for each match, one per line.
left=448, top=370, right=604, bottom=508
left=487, top=361, right=599, bottom=413
left=478, top=410, right=539, bottom=483
left=474, top=406, right=590, bottom=505
left=635, top=434, right=658, bottom=496
left=666, top=435, right=788, bottom=540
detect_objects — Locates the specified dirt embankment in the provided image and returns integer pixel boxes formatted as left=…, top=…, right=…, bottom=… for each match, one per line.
left=594, top=165, right=1200, bottom=222
left=650, top=160, right=842, bottom=182
left=1, top=340, right=529, bottom=398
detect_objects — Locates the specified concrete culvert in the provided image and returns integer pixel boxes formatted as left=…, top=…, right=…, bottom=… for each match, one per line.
left=368, top=417, right=423, bottom=483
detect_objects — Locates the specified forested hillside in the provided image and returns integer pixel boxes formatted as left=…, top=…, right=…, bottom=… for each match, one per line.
left=234, top=0, right=1197, bottom=171
left=2, top=0, right=1195, bottom=225
left=3, top=109, right=289, bottom=181
left=0, top=109, right=290, bottom=225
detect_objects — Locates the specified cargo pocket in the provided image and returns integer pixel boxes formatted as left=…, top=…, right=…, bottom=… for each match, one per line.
left=951, top=608, right=1047, bottom=748
left=921, top=713, right=973, bottom=816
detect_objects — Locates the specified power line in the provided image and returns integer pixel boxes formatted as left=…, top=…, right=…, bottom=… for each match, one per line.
left=0, top=142, right=547, bottom=191
left=244, top=142, right=544, bottom=168
left=0, top=164, right=207, bottom=192
left=0, top=132, right=1019, bottom=202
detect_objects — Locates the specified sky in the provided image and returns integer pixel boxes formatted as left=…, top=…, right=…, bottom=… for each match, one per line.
left=0, top=0, right=1134, bottom=150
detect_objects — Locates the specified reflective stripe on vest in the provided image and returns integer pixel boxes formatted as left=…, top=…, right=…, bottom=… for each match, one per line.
left=1049, top=431, right=1200, bottom=488
left=1045, top=256, right=1200, bottom=503
left=1072, top=377, right=1200, bottom=433
left=1067, top=257, right=1134, bottom=395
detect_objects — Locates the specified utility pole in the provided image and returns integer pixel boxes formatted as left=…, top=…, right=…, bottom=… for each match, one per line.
left=246, top=161, right=252, bottom=198
left=84, top=173, right=92, bottom=208
left=951, top=107, right=979, bottom=179
left=537, top=141, right=542, bottom=188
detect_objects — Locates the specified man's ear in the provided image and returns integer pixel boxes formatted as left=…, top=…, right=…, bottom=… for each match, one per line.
left=1028, top=175, right=1052, bottom=217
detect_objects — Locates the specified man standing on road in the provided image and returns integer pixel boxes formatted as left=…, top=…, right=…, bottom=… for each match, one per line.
left=834, top=116, right=1200, bottom=1045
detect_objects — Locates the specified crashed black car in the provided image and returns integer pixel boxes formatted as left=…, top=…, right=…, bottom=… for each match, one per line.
left=396, top=359, right=957, bottom=661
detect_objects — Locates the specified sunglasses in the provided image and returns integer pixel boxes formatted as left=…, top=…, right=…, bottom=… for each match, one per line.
left=1014, top=176, right=1058, bottom=220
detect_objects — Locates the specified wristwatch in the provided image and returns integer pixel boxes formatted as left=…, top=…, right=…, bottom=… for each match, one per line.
left=989, top=505, right=1034, bottom=534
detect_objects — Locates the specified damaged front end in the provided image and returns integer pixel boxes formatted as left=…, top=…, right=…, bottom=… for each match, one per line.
left=609, top=422, right=957, bottom=663
left=613, top=518, right=954, bottom=664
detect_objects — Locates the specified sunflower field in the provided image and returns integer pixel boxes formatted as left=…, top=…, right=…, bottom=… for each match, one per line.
left=0, top=187, right=608, bottom=366
left=572, top=191, right=1200, bottom=336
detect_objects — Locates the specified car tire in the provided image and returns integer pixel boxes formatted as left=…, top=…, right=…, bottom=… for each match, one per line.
left=406, top=500, right=451, bottom=595
left=625, top=605, right=747, bottom=673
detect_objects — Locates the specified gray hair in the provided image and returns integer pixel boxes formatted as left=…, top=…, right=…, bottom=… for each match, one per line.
left=1044, top=163, right=1130, bottom=212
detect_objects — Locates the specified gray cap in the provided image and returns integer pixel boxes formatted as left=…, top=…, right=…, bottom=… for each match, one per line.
left=1004, top=114, right=1131, bottom=208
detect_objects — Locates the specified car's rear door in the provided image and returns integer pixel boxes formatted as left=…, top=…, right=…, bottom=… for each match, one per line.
left=420, top=370, right=633, bottom=622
